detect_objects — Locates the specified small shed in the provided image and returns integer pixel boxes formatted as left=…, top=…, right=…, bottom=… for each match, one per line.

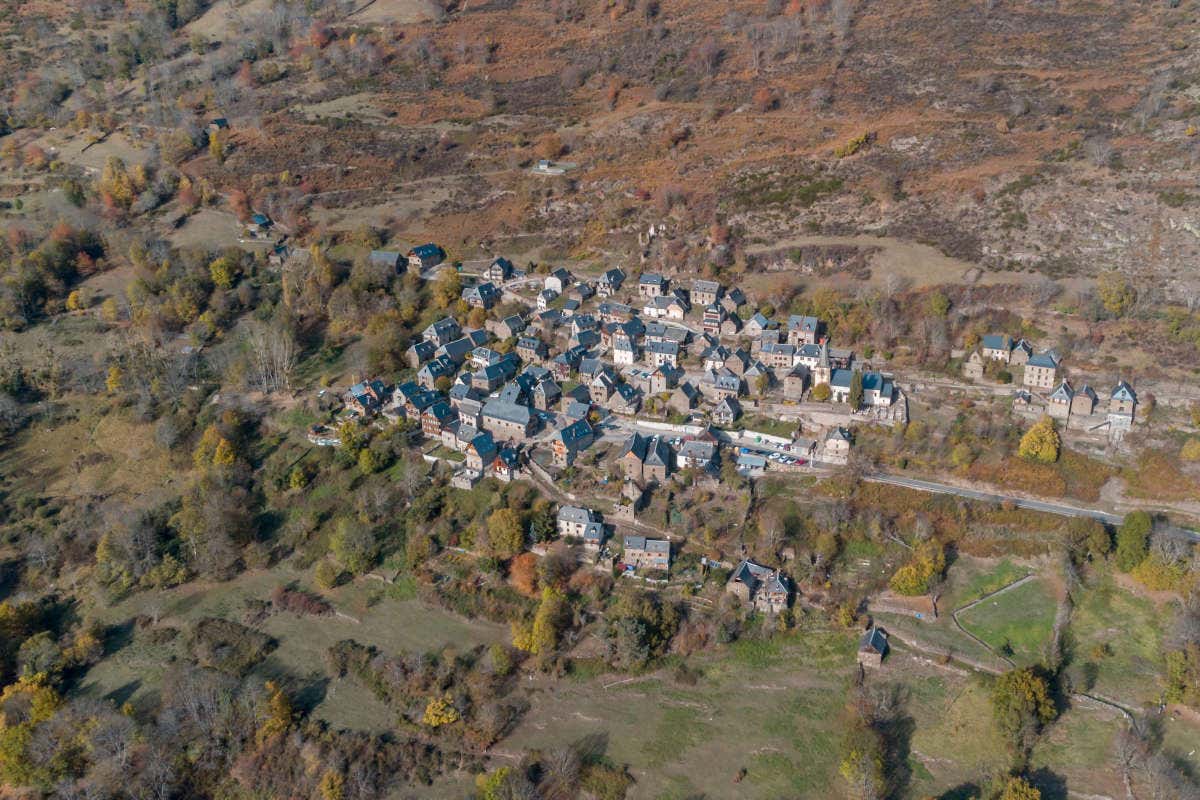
left=857, top=626, right=889, bottom=668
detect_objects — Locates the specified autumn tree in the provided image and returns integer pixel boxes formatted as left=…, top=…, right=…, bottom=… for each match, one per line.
left=995, top=775, right=1041, bottom=800
left=992, top=667, right=1056, bottom=755
left=330, top=517, right=378, bottom=575
left=1018, top=417, right=1060, bottom=463
left=888, top=540, right=945, bottom=596
left=1096, top=271, right=1136, bottom=317
left=485, top=507, right=525, bottom=559
left=509, top=552, right=539, bottom=596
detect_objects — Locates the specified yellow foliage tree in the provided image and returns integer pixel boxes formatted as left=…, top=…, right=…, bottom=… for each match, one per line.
left=105, top=365, right=123, bottom=394
left=256, top=681, right=293, bottom=742
left=212, top=438, right=237, bottom=467
left=209, top=256, right=237, bottom=289
left=99, top=156, right=135, bottom=209
left=319, top=769, right=345, bottom=800
left=193, top=424, right=222, bottom=467
left=1018, top=417, right=1060, bottom=463
left=996, top=776, right=1041, bottom=800
left=1096, top=271, right=1136, bottom=317
left=421, top=693, right=460, bottom=727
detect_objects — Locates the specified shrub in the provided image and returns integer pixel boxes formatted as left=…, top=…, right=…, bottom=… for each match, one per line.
left=314, top=559, right=342, bottom=590
left=1181, top=438, right=1200, bottom=462
left=188, top=618, right=277, bottom=676
left=270, top=585, right=333, bottom=616
left=833, top=131, right=874, bottom=158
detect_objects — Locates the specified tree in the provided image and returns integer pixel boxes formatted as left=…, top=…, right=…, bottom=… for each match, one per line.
left=1114, top=511, right=1152, bottom=572
left=509, top=552, right=538, bottom=596
left=888, top=541, right=945, bottom=596
left=209, top=256, right=237, bottom=289
left=928, top=290, right=950, bottom=317
left=812, top=382, right=831, bottom=402
left=992, top=667, right=1056, bottom=753
left=838, top=709, right=885, bottom=800
left=1065, top=517, right=1110, bottom=562
left=530, top=586, right=567, bottom=656
left=106, top=364, right=123, bottom=394
left=314, top=559, right=341, bottom=590
left=995, top=776, right=1041, bottom=800
left=1097, top=271, right=1136, bottom=317
left=1018, top=417, right=1060, bottom=463
left=432, top=270, right=461, bottom=308
left=485, top=507, right=524, bottom=559
left=330, top=517, right=378, bottom=575
left=421, top=693, right=460, bottom=727
left=848, top=371, right=864, bottom=408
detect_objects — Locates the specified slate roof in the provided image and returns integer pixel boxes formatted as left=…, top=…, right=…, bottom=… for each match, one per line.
left=1111, top=380, right=1137, bottom=402
left=981, top=334, right=1012, bottom=351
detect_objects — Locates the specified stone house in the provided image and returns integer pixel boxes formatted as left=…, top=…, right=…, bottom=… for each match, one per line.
left=824, top=427, right=852, bottom=461
left=422, top=316, right=462, bottom=347
left=1071, top=384, right=1097, bottom=417
left=1010, top=339, right=1033, bottom=365
left=481, top=396, right=535, bottom=442
left=550, top=419, right=594, bottom=467
left=676, top=438, right=717, bottom=472
left=484, top=256, right=514, bottom=283
left=516, top=336, right=547, bottom=363
left=1109, top=381, right=1137, bottom=428
left=786, top=315, right=822, bottom=346
left=858, top=627, right=889, bottom=668
left=1023, top=351, right=1060, bottom=390
left=622, top=536, right=670, bottom=571
left=963, top=350, right=985, bottom=381
left=645, top=340, right=679, bottom=369
left=544, top=268, right=573, bottom=294
left=464, top=432, right=498, bottom=472
left=692, top=279, right=722, bottom=307
left=670, top=382, right=701, bottom=413
left=712, top=396, right=742, bottom=426
left=597, top=267, right=625, bottom=297
left=1047, top=380, right=1074, bottom=420
left=621, top=432, right=672, bottom=483
left=638, top=273, right=667, bottom=298
left=981, top=334, right=1013, bottom=362
left=783, top=365, right=809, bottom=399
left=726, top=559, right=792, bottom=613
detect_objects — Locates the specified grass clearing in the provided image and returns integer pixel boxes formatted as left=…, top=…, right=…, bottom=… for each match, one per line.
left=957, top=577, right=1057, bottom=666
left=941, top=556, right=1033, bottom=610
left=1069, top=571, right=1169, bottom=705
left=80, top=564, right=506, bottom=723
left=503, top=627, right=854, bottom=799
left=1030, top=704, right=1125, bottom=798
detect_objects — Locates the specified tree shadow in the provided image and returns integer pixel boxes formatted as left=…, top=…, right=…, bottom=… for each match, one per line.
left=1028, top=767, right=1068, bottom=800
left=0, top=558, right=18, bottom=601
left=292, top=675, right=331, bottom=716
left=882, top=711, right=916, bottom=800
left=104, top=679, right=142, bottom=708
left=938, top=785, right=981, bottom=800
left=103, top=618, right=137, bottom=656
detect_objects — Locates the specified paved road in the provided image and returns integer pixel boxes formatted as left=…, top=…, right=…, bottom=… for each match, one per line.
left=866, top=473, right=1200, bottom=542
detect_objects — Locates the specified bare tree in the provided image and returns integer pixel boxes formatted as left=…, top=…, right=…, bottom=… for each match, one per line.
left=246, top=323, right=298, bottom=394
left=1084, top=136, right=1115, bottom=168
